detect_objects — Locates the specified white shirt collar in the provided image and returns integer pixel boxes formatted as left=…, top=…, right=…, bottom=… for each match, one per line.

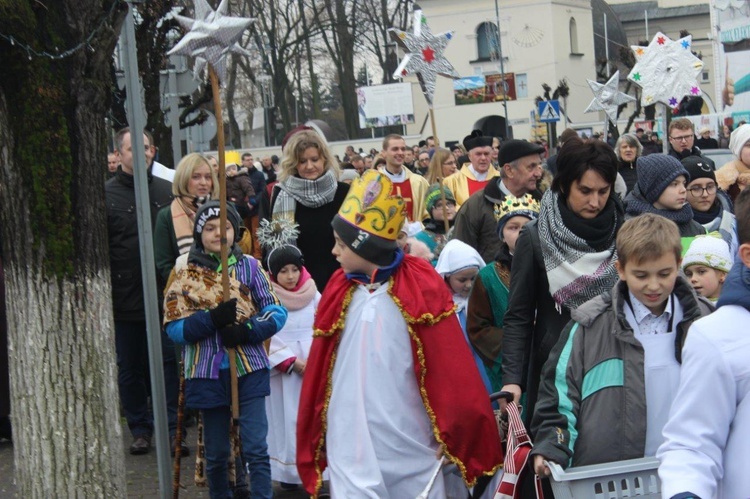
left=382, top=166, right=406, bottom=183
left=468, top=164, right=488, bottom=181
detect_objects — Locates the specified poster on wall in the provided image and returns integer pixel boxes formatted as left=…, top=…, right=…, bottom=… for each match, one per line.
left=713, top=1, right=750, bottom=121
left=356, top=82, right=415, bottom=129
left=453, top=73, right=517, bottom=106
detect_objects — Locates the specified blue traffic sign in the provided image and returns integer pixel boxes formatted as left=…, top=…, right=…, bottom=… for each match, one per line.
left=538, top=100, right=561, bottom=123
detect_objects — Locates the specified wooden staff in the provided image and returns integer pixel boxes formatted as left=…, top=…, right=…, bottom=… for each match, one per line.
left=209, top=66, right=240, bottom=422
left=172, top=362, right=186, bottom=498
left=429, top=107, right=450, bottom=234
left=438, top=176, right=450, bottom=234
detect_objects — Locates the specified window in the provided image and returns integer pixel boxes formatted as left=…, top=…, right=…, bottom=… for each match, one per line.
left=477, top=22, right=500, bottom=61
left=702, top=70, right=710, bottom=82
left=569, top=17, right=579, bottom=54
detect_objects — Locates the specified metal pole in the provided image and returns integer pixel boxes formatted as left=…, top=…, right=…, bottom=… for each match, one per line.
left=604, top=13, right=610, bottom=78
left=494, top=0, right=510, bottom=139
left=645, top=10, right=649, bottom=41
left=122, top=4, right=171, bottom=498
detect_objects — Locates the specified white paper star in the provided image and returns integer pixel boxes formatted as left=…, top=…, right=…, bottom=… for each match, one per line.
left=168, top=0, right=254, bottom=83
left=388, top=9, right=459, bottom=106
left=584, top=71, right=635, bottom=124
left=627, top=32, right=703, bottom=109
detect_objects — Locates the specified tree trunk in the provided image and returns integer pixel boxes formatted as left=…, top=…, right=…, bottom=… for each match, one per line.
left=0, top=0, right=127, bottom=495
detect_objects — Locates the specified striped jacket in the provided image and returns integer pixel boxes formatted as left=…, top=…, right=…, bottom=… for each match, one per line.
left=166, top=254, right=286, bottom=379
left=529, top=277, right=713, bottom=468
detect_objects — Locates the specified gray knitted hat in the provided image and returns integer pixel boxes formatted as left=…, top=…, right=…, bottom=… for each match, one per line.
left=636, top=154, right=690, bottom=204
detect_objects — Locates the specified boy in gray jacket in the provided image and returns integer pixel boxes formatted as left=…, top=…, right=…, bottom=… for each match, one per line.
left=530, top=213, right=713, bottom=474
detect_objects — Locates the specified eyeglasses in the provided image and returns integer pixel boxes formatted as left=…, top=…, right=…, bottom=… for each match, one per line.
left=669, top=135, right=694, bottom=142
left=687, top=183, right=717, bottom=196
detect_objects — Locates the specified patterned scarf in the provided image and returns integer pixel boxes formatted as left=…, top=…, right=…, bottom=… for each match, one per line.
left=170, top=198, right=196, bottom=256
left=271, top=168, right=338, bottom=224
left=538, top=190, right=621, bottom=311
left=163, top=261, right=257, bottom=326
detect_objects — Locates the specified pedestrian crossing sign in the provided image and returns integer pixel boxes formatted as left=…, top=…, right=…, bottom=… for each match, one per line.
left=538, top=100, right=561, bottom=123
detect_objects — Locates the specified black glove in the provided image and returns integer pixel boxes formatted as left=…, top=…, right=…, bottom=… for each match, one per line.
left=209, top=299, right=237, bottom=329
left=219, top=323, right=250, bottom=348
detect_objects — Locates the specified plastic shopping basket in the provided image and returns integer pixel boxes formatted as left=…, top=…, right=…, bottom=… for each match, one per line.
left=545, top=457, right=660, bottom=499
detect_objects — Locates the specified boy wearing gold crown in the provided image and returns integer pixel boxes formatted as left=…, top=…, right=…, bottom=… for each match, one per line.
left=296, top=170, right=503, bottom=497
left=466, top=194, right=540, bottom=392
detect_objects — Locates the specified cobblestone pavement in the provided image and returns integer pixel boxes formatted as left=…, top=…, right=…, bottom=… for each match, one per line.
left=0, top=423, right=309, bottom=498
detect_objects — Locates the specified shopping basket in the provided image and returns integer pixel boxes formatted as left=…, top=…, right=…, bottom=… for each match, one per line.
left=545, top=457, right=660, bottom=499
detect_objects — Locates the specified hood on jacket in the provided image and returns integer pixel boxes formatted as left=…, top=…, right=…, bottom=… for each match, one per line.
left=571, top=276, right=711, bottom=335
left=717, top=261, right=750, bottom=312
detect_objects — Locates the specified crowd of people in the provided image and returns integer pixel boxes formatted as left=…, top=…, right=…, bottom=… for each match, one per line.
left=87, top=119, right=750, bottom=498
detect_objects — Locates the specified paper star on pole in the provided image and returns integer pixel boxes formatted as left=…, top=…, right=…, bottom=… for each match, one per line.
left=388, top=9, right=459, bottom=106
left=584, top=71, right=635, bottom=124
left=626, top=31, right=703, bottom=110
left=168, top=0, right=254, bottom=84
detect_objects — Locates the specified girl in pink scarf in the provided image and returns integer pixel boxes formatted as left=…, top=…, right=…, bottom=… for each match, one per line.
left=263, top=244, right=320, bottom=491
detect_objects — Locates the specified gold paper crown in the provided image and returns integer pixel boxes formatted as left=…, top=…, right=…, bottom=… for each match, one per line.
left=337, top=170, right=406, bottom=241
left=493, top=193, right=541, bottom=222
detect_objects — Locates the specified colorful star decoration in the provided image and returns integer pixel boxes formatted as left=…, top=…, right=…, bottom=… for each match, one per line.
left=584, top=71, right=635, bottom=124
left=627, top=32, right=703, bottom=109
left=388, top=9, right=459, bottom=106
left=168, top=0, right=254, bottom=84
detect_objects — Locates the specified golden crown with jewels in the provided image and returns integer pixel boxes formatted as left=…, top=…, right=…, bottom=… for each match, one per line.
left=493, top=193, right=541, bottom=222
left=336, top=170, right=406, bottom=241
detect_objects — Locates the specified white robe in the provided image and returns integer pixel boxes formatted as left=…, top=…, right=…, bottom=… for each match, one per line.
left=326, top=284, right=447, bottom=498
left=265, top=292, right=320, bottom=484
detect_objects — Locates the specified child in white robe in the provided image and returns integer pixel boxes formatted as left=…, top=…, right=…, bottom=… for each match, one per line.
left=296, top=170, right=503, bottom=498
left=262, top=243, right=320, bottom=490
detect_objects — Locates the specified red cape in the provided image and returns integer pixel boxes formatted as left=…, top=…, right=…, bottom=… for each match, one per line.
left=296, top=255, right=503, bottom=496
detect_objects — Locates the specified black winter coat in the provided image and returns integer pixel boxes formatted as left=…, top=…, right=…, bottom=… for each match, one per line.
left=502, top=220, right=571, bottom=428
left=105, top=169, right=173, bottom=321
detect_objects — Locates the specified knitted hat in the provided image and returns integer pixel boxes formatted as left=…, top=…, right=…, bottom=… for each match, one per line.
left=425, top=183, right=456, bottom=213
left=463, top=130, right=493, bottom=151
left=331, top=170, right=406, bottom=266
left=494, top=194, right=541, bottom=237
left=636, top=154, right=691, bottom=204
left=266, top=244, right=304, bottom=277
left=682, top=234, right=732, bottom=273
left=729, top=124, right=750, bottom=159
left=681, top=156, right=716, bottom=184
left=193, top=200, right=242, bottom=245
left=498, top=140, right=545, bottom=166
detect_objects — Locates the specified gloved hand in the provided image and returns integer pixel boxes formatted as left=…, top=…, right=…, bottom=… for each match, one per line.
left=209, top=298, right=237, bottom=329
left=219, top=323, right=250, bottom=348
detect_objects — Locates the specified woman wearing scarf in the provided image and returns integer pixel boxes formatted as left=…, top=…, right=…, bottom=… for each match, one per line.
left=154, top=153, right=218, bottom=283
left=260, top=130, right=349, bottom=292
left=682, top=156, right=738, bottom=258
left=501, top=138, right=624, bottom=427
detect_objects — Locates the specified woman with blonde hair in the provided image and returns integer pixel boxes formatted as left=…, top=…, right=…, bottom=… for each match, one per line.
left=154, top=153, right=219, bottom=282
left=260, top=129, right=349, bottom=291
left=426, top=148, right=458, bottom=185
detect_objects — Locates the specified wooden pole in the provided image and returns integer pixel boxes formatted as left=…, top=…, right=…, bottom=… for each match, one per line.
left=428, top=107, right=440, bottom=147
left=438, top=176, right=450, bottom=234
left=428, top=107, right=450, bottom=234
left=209, top=66, right=240, bottom=422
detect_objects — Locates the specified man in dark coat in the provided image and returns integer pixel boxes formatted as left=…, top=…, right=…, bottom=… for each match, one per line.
left=106, top=128, right=182, bottom=456
left=453, top=140, right=545, bottom=262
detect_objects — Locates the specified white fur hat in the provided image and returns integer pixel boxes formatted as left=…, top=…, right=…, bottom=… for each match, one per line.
left=682, top=234, right=732, bottom=274
left=729, top=124, right=750, bottom=159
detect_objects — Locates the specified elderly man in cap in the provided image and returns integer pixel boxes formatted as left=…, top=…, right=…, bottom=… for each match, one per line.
left=443, top=130, right=500, bottom=206
left=453, top=139, right=544, bottom=262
